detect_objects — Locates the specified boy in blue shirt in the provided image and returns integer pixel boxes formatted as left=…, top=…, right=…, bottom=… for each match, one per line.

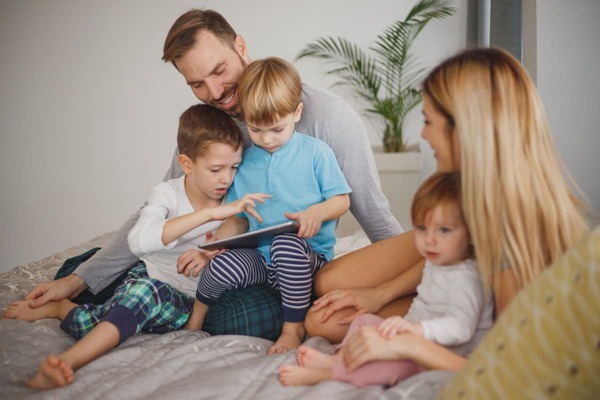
left=185, top=58, right=351, bottom=354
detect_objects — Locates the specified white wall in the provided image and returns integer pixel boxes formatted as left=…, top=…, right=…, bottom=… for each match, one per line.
left=3, top=1, right=596, bottom=274
left=0, top=0, right=467, bottom=272
left=535, top=0, right=600, bottom=214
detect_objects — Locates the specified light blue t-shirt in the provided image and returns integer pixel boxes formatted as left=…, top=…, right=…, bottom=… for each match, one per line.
left=225, top=132, right=351, bottom=261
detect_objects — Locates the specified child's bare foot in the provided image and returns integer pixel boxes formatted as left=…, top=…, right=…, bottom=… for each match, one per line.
left=2, top=299, right=74, bottom=322
left=296, top=345, right=336, bottom=368
left=267, top=322, right=305, bottom=354
left=27, top=355, right=74, bottom=389
left=278, top=365, right=331, bottom=386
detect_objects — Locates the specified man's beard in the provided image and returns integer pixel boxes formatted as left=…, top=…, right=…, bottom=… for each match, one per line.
left=226, top=55, right=248, bottom=120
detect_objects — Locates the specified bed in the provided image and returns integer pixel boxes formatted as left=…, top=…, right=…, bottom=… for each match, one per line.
left=0, top=231, right=454, bottom=400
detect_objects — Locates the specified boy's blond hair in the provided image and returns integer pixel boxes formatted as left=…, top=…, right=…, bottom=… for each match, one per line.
left=238, top=57, right=302, bottom=126
left=423, top=47, right=589, bottom=293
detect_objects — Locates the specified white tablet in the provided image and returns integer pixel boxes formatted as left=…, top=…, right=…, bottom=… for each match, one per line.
left=197, top=221, right=300, bottom=250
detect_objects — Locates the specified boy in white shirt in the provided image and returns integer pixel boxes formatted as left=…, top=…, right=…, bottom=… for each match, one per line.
left=3, top=104, right=267, bottom=389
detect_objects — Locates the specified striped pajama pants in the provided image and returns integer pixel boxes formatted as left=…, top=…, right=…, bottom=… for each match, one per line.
left=197, top=233, right=326, bottom=322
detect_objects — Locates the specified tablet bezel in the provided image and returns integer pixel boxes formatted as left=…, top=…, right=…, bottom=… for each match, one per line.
left=197, top=221, right=300, bottom=250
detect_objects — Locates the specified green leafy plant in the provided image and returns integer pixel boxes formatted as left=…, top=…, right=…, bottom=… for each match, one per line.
left=296, top=0, right=455, bottom=152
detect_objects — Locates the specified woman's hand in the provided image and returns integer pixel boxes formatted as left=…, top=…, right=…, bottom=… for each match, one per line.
left=310, top=288, right=385, bottom=325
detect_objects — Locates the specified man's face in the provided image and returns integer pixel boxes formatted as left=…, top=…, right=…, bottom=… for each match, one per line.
left=176, top=31, right=249, bottom=119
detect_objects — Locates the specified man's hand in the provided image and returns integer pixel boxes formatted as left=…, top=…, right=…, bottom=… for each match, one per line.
left=24, top=274, right=87, bottom=308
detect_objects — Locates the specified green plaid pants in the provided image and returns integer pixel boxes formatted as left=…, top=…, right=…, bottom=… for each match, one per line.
left=57, top=248, right=284, bottom=341
left=61, top=263, right=194, bottom=343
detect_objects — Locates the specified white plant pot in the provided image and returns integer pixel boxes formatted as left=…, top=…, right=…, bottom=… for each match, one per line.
left=337, top=150, right=422, bottom=238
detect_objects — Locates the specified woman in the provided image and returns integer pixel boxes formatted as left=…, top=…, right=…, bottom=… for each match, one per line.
left=306, top=47, right=589, bottom=370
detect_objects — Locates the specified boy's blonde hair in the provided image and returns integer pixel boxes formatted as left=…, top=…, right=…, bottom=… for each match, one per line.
left=177, top=104, right=243, bottom=161
left=423, top=47, right=589, bottom=293
left=238, top=57, right=302, bottom=126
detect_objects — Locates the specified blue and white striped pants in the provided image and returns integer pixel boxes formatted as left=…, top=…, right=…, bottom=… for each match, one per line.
left=196, top=233, right=326, bottom=322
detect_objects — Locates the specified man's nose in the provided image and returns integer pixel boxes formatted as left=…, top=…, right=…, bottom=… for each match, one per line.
left=206, top=79, right=224, bottom=101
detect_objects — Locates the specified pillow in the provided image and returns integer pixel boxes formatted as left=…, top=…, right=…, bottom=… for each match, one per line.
left=438, top=227, right=600, bottom=399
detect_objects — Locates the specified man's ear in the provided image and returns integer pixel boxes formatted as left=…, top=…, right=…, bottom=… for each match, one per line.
left=294, top=102, right=304, bottom=123
left=178, top=154, right=194, bottom=174
left=234, top=35, right=251, bottom=64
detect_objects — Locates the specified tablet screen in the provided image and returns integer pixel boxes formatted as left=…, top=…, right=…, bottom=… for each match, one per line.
left=197, top=221, right=300, bottom=250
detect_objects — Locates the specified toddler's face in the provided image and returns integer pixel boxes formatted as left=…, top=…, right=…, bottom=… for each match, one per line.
left=414, top=202, right=471, bottom=266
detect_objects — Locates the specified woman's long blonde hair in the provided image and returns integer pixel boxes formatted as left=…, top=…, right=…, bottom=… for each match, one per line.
left=423, top=47, right=589, bottom=294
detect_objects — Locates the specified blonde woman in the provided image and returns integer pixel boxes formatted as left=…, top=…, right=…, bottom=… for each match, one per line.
left=306, top=46, right=590, bottom=369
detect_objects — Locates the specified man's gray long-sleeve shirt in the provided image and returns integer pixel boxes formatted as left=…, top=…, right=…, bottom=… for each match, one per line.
left=78, top=84, right=402, bottom=294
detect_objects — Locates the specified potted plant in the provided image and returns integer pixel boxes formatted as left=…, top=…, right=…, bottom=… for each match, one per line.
left=296, top=0, right=455, bottom=153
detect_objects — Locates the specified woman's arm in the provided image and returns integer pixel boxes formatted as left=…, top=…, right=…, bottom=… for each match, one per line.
left=313, top=260, right=423, bottom=324
left=304, top=231, right=424, bottom=342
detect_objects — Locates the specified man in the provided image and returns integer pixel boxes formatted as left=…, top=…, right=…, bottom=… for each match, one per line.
left=24, top=9, right=401, bottom=340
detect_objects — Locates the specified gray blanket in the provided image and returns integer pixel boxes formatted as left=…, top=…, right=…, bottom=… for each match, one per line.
left=0, top=233, right=453, bottom=400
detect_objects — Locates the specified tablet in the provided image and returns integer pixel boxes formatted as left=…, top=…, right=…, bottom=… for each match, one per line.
left=197, top=221, right=300, bottom=250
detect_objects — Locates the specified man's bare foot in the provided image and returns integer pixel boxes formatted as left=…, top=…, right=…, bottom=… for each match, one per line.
left=2, top=299, right=74, bottom=322
left=27, top=355, right=74, bottom=389
left=267, top=322, right=305, bottom=354
left=296, top=345, right=337, bottom=368
left=278, top=365, right=331, bottom=386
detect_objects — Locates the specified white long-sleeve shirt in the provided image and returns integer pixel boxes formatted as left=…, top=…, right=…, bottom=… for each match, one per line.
left=128, top=175, right=222, bottom=297
left=405, top=259, right=494, bottom=356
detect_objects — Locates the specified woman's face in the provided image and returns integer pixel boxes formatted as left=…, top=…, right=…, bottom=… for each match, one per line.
left=421, top=95, right=460, bottom=172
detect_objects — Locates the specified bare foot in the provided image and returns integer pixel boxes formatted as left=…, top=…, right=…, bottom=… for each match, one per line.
left=278, top=365, right=331, bottom=386
left=27, top=355, right=74, bottom=389
left=297, top=345, right=336, bottom=368
left=267, top=322, right=305, bottom=354
left=2, top=299, right=72, bottom=322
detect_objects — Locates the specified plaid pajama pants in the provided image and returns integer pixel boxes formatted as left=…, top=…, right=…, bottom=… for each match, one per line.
left=56, top=248, right=286, bottom=341
left=60, top=262, right=194, bottom=344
